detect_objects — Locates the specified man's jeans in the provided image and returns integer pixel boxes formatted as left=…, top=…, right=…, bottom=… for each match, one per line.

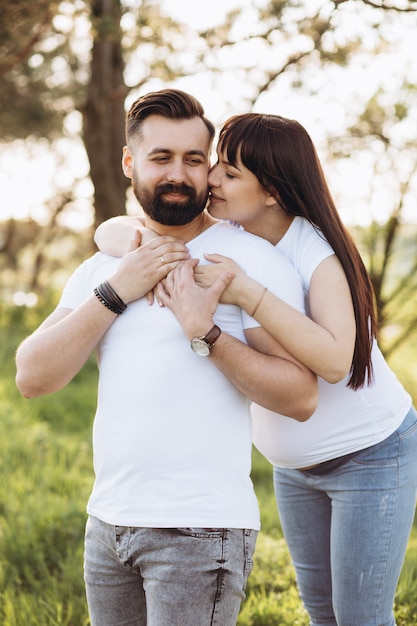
left=274, top=406, right=417, bottom=626
left=84, top=517, right=257, bottom=626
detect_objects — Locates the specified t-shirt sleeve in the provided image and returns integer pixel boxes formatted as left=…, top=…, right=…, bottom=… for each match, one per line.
left=58, top=260, right=92, bottom=310
left=279, top=219, right=334, bottom=290
left=298, top=232, right=334, bottom=287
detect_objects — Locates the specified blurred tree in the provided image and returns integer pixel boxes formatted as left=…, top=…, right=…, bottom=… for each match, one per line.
left=1, top=0, right=417, bottom=356
left=328, top=80, right=417, bottom=355
left=81, top=0, right=128, bottom=226
left=0, top=0, right=63, bottom=136
left=0, top=0, right=193, bottom=226
left=2, top=0, right=416, bottom=226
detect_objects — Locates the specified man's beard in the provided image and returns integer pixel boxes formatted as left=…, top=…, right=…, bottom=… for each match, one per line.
left=132, top=176, right=208, bottom=226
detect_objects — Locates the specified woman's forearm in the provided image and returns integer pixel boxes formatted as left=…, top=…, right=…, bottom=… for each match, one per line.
left=236, top=273, right=356, bottom=383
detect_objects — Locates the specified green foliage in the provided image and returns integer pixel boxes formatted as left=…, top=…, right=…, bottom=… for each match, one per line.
left=0, top=305, right=95, bottom=624
left=1, top=302, right=417, bottom=624
left=251, top=447, right=283, bottom=537
left=396, top=536, right=417, bottom=625
left=238, top=534, right=309, bottom=626
left=0, top=0, right=84, bottom=140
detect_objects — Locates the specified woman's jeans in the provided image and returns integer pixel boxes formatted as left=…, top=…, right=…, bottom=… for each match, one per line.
left=274, top=406, right=417, bottom=626
left=84, top=516, right=257, bottom=626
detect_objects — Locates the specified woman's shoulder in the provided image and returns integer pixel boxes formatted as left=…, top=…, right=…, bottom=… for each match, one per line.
left=281, top=216, right=333, bottom=255
left=287, top=215, right=327, bottom=241
left=279, top=216, right=335, bottom=288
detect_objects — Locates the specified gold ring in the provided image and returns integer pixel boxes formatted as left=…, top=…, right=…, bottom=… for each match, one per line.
left=160, top=255, right=167, bottom=265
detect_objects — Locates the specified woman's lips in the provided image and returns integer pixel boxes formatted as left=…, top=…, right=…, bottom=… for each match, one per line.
left=209, top=192, right=224, bottom=203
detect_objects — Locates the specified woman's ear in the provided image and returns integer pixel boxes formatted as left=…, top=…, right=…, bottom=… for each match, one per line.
left=266, top=190, right=287, bottom=210
left=122, top=146, right=133, bottom=179
left=265, top=192, right=278, bottom=207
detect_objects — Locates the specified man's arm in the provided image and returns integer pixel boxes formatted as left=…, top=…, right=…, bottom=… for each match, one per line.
left=15, top=299, right=117, bottom=397
left=155, top=260, right=318, bottom=421
left=207, top=328, right=317, bottom=421
left=16, top=236, right=191, bottom=398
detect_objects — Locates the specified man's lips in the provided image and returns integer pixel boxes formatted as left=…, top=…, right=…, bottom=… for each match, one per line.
left=162, top=191, right=190, bottom=201
left=158, top=184, right=194, bottom=202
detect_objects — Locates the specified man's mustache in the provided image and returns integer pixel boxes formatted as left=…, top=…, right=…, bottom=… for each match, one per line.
left=156, top=183, right=195, bottom=197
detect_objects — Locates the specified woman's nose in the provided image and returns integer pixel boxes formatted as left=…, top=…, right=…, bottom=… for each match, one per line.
left=208, top=164, right=220, bottom=186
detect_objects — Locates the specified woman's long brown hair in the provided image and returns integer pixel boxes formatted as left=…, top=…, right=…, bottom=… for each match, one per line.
left=218, top=113, right=377, bottom=389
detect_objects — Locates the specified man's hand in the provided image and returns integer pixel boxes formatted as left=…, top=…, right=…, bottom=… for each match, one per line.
left=155, top=259, right=234, bottom=338
left=109, top=235, right=191, bottom=304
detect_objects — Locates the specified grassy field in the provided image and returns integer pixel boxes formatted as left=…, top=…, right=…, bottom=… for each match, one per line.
left=1, top=303, right=417, bottom=625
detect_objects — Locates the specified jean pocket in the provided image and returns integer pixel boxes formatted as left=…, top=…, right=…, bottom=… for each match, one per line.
left=176, top=527, right=225, bottom=538
left=351, top=435, right=399, bottom=468
left=398, top=407, right=417, bottom=440
left=243, top=530, right=257, bottom=583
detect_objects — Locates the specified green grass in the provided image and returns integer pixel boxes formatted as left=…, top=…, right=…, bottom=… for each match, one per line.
left=1, top=301, right=417, bottom=625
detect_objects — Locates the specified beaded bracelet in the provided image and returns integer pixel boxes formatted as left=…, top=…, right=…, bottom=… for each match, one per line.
left=94, top=280, right=127, bottom=315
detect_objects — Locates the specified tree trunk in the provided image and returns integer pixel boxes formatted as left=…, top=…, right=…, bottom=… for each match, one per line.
left=82, top=0, right=129, bottom=228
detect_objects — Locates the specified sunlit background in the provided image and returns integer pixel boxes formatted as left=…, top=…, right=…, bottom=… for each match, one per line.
left=2, top=6, right=417, bottom=623
left=1, top=0, right=416, bottom=230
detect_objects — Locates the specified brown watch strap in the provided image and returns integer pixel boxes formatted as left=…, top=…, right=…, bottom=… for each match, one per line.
left=202, top=324, right=221, bottom=347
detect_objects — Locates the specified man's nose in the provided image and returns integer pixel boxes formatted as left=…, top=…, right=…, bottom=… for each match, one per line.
left=166, top=161, right=187, bottom=183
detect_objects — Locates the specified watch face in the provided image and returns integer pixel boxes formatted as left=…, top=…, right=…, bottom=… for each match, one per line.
left=190, top=338, right=210, bottom=356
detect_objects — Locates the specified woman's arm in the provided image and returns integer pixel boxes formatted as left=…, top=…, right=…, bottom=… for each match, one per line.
left=195, top=253, right=356, bottom=383
left=94, top=215, right=157, bottom=255
left=95, top=219, right=356, bottom=384
left=156, top=260, right=318, bottom=421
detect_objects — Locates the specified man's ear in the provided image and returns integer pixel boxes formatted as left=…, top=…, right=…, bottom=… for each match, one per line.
left=122, top=146, right=133, bottom=179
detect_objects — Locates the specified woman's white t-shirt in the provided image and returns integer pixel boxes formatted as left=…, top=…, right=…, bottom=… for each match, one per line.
left=252, top=216, right=412, bottom=468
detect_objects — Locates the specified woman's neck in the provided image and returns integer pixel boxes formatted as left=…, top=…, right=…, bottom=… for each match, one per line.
left=241, top=210, right=294, bottom=246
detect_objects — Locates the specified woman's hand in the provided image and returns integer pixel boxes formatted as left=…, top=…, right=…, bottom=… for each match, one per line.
left=155, top=259, right=234, bottom=338
left=193, top=253, right=248, bottom=306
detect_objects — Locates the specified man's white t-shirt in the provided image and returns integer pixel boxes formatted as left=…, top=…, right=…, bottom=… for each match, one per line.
left=252, top=217, right=412, bottom=468
left=59, top=221, right=305, bottom=528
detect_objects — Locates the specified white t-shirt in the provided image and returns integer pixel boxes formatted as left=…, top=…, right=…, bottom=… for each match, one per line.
left=59, top=221, right=305, bottom=527
left=252, top=216, right=412, bottom=468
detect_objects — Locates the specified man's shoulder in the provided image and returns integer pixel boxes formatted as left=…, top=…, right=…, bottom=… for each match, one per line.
left=205, top=221, right=304, bottom=309
left=80, top=251, right=120, bottom=269
left=67, top=252, right=120, bottom=285
left=207, top=221, right=296, bottom=272
left=210, top=220, right=274, bottom=248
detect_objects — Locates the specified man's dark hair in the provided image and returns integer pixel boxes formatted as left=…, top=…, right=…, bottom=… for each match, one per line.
left=126, top=88, right=215, bottom=146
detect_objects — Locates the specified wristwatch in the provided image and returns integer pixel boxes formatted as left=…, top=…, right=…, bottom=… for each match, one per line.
left=190, top=324, right=222, bottom=356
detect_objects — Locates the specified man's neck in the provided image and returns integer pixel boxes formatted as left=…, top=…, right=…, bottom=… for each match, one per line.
left=143, top=211, right=217, bottom=242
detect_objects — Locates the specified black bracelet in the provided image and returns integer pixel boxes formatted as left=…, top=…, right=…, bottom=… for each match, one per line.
left=94, top=280, right=127, bottom=315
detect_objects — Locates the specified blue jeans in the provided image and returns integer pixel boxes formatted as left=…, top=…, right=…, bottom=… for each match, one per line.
left=84, top=516, right=257, bottom=626
left=274, top=406, right=417, bottom=626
